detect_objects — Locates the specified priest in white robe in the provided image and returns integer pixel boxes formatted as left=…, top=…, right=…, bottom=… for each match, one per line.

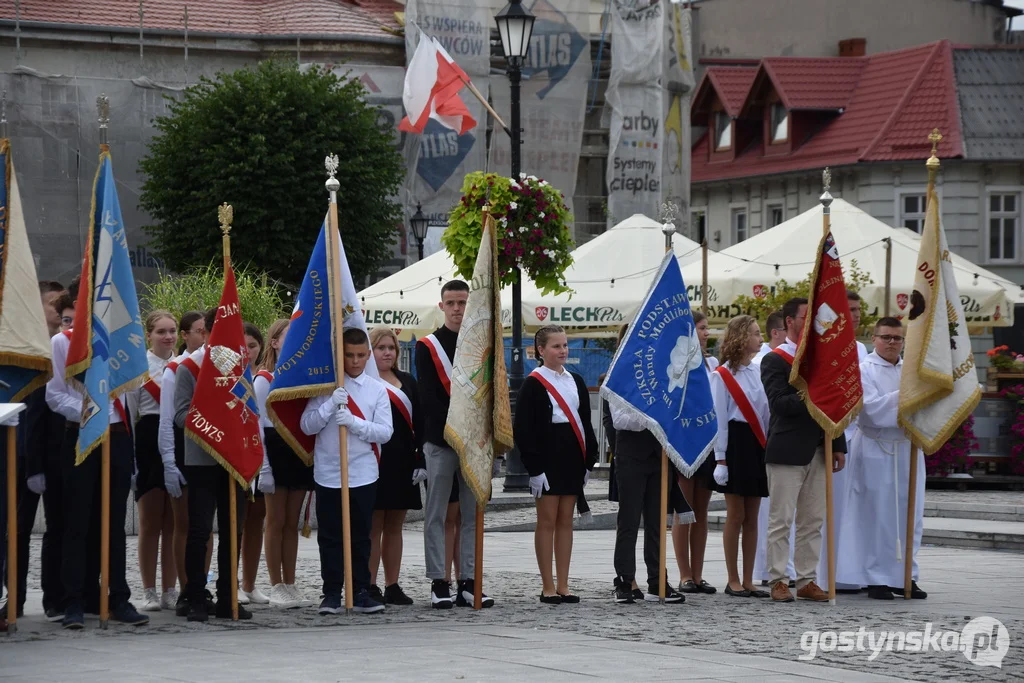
left=836, top=317, right=926, bottom=600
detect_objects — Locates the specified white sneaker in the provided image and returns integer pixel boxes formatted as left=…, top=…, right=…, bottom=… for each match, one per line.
left=241, top=586, right=270, bottom=605
left=287, top=584, right=311, bottom=607
left=159, top=588, right=179, bottom=611
left=140, top=587, right=161, bottom=612
left=237, top=589, right=250, bottom=605
left=269, top=583, right=301, bottom=609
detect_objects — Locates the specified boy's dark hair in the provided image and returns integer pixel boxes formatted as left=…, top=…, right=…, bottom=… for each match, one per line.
left=440, top=280, right=469, bottom=297
left=38, top=280, right=65, bottom=295
left=343, top=327, right=369, bottom=347
left=67, top=275, right=81, bottom=300
left=874, top=317, right=903, bottom=331
left=765, top=311, right=785, bottom=333
left=204, top=307, right=218, bottom=335
left=53, top=292, right=75, bottom=316
left=782, top=297, right=808, bottom=326
left=847, top=290, right=861, bottom=301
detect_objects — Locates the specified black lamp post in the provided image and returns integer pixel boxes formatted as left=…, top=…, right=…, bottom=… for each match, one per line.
left=409, top=203, right=429, bottom=261
left=495, top=0, right=535, bottom=491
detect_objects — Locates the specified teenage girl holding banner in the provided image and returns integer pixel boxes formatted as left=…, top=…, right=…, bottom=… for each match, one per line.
left=514, top=325, right=598, bottom=604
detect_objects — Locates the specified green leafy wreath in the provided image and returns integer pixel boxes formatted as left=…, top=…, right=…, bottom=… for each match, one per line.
left=443, top=172, right=575, bottom=296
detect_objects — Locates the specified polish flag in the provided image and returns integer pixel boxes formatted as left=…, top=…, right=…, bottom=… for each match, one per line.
left=398, top=35, right=477, bottom=135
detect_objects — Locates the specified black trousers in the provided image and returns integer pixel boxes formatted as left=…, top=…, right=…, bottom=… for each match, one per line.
left=10, top=453, right=65, bottom=612
left=613, top=445, right=662, bottom=589
left=316, top=482, right=376, bottom=598
left=183, top=465, right=246, bottom=604
left=61, top=427, right=133, bottom=609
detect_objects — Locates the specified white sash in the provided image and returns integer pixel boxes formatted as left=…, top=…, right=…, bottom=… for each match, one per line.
left=384, top=382, right=414, bottom=430
left=423, top=333, right=453, bottom=388
left=530, top=368, right=586, bottom=458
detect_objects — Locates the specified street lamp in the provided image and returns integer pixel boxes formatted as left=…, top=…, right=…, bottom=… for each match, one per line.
left=495, top=0, right=535, bottom=491
left=409, top=203, right=429, bottom=261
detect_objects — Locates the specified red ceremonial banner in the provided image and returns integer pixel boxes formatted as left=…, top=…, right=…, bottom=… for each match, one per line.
left=185, top=266, right=264, bottom=486
left=789, top=231, right=864, bottom=438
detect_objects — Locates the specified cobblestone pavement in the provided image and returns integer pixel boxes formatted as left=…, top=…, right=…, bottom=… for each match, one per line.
left=5, top=528, right=1021, bottom=682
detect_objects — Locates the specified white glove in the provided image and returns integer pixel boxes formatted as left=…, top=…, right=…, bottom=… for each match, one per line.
left=258, top=468, right=276, bottom=494
left=164, top=464, right=186, bottom=499
left=332, top=387, right=349, bottom=407
left=0, top=412, right=19, bottom=427
left=713, top=463, right=729, bottom=486
left=529, top=473, right=550, bottom=499
left=411, top=468, right=428, bottom=486
left=27, top=474, right=46, bottom=495
left=335, top=407, right=355, bottom=427
left=583, top=470, right=591, bottom=487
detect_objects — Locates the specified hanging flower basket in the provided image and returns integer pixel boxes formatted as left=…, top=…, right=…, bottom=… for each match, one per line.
left=443, top=171, right=575, bottom=296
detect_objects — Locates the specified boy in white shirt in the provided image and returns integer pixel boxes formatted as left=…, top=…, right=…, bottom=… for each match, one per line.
left=301, top=328, right=392, bottom=614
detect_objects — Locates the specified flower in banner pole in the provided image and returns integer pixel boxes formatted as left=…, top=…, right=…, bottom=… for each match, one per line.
left=443, top=171, right=576, bottom=296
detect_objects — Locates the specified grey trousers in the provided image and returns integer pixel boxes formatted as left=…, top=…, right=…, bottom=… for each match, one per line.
left=423, top=442, right=477, bottom=580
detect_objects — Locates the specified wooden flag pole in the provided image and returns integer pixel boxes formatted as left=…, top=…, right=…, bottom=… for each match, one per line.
left=904, top=444, right=920, bottom=600
left=657, top=212, right=676, bottom=604
left=100, top=434, right=111, bottom=627
left=701, top=238, right=709, bottom=318
left=821, top=169, right=837, bottom=606
left=6, top=426, right=17, bottom=634
left=457, top=75, right=511, bottom=138
left=325, top=155, right=354, bottom=612
left=219, top=204, right=240, bottom=621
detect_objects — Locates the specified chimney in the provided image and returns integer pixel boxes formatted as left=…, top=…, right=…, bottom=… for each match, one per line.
left=839, top=38, right=867, bottom=57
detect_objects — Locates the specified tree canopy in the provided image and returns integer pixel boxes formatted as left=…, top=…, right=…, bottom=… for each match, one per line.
left=140, top=60, right=404, bottom=288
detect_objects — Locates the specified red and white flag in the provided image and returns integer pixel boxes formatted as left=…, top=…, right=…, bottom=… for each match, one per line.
left=398, top=34, right=477, bottom=135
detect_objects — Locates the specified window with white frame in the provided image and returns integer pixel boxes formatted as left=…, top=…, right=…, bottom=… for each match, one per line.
left=989, top=191, right=1020, bottom=262
left=899, top=193, right=927, bottom=233
left=732, top=207, right=748, bottom=243
left=769, top=102, right=788, bottom=143
left=767, top=204, right=784, bottom=228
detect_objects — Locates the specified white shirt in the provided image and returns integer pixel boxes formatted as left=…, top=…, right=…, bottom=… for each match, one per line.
left=752, top=342, right=773, bottom=366
left=45, top=331, right=122, bottom=424
left=856, top=340, right=869, bottom=362
left=856, top=352, right=906, bottom=442
left=536, top=365, right=577, bottom=424
left=158, top=351, right=189, bottom=467
left=710, top=361, right=769, bottom=462
left=135, top=350, right=170, bottom=417
left=254, top=373, right=274, bottom=429
left=300, top=372, right=393, bottom=489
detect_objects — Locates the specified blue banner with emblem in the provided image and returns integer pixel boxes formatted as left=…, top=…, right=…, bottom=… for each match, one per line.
left=600, top=252, right=717, bottom=477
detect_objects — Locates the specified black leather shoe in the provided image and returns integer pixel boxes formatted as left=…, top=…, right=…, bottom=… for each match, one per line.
left=890, top=582, right=927, bottom=599
left=725, top=585, right=751, bottom=597
left=868, top=585, right=894, bottom=600
left=539, top=593, right=562, bottom=604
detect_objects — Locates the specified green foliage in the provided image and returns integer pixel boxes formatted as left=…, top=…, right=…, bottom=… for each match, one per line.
left=733, top=259, right=877, bottom=336
left=140, top=264, right=286, bottom=332
left=140, top=60, right=404, bottom=288
left=444, top=172, right=575, bottom=296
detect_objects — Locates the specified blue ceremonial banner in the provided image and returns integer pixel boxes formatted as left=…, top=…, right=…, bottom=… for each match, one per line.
left=600, top=253, right=717, bottom=478
left=0, top=139, right=52, bottom=401
left=66, top=151, right=148, bottom=464
left=266, top=217, right=375, bottom=464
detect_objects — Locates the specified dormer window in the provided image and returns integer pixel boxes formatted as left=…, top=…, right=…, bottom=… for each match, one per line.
left=770, top=102, right=789, bottom=143
left=714, top=111, right=733, bottom=150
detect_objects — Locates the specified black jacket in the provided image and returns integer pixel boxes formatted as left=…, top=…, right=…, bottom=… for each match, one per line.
left=414, top=325, right=458, bottom=449
left=23, top=385, right=66, bottom=477
left=760, top=351, right=846, bottom=466
left=513, top=372, right=598, bottom=477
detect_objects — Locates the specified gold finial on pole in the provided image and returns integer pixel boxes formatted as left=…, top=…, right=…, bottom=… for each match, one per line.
left=926, top=128, right=942, bottom=175
left=219, top=202, right=233, bottom=267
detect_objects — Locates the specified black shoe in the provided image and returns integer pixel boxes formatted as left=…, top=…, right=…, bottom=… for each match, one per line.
left=214, top=601, right=253, bottom=620
left=557, top=592, right=580, bottom=604
left=204, top=589, right=216, bottom=612
left=367, top=585, right=385, bottom=604
left=383, top=583, right=414, bottom=606
left=697, top=580, right=717, bottom=594
left=868, top=585, right=895, bottom=600
left=540, top=593, right=562, bottom=604
left=318, top=595, right=342, bottom=615
left=353, top=588, right=385, bottom=614
left=62, top=604, right=85, bottom=630
left=890, top=582, right=927, bottom=599
left=725, top=585, right=751, bottom=597
left=631, top=588, right=644, bottom=601
left=187, top=600, right=208, bottom=623
left=111, top=601, right=149, bottom=625
left=678, top=580, right=700, bottom=594
left=614, top=583, right=635, bottom=604
left=456, top=579, right=494, bottom=608
left=645, top=585, right=685, bottom=604
left=430, top=580, right=453, bottom=609
left=45, top=606, right=65, bottom=622
left=175, top=594, right=190, bottom=617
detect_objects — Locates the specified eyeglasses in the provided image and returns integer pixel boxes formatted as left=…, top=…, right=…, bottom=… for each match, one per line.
left=60, top=316, right=74, bottom=326
left=874, top=334, right=904, bottom=344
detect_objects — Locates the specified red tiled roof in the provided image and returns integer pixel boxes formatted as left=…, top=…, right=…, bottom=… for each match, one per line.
left=0, top=0, right=403, bottom=40
left=692, top=41, right=965, bottom=183
left=693, top=67, right=759, bottom=118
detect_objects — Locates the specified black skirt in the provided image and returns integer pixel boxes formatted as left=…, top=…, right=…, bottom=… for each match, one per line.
left=684, top=453, right=718, bottom=491
left=265, top=427, right=314, bottom=491
left=709, top=420, right=768, bottom=497
left=134, top=414, right=164, bottom=500
left=374, top=441, right=423, bottom=511
left=540, top=423, right=587, bottom=497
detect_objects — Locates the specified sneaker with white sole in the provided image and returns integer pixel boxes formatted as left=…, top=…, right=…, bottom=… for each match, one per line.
left=286, top=584, right=310, bottom=606
left=430, top=579, right=453, bottom=609
left=140, top=587, right=162, bottom=612
left=241, top=587, right=270, bottom=605
left=237, top=590, right=250, bottom=605
left=269, top=583, right=302, bottom=609
left=160, top=589, right=179, bottom=611
left=455, top=579, right=494, bottom=608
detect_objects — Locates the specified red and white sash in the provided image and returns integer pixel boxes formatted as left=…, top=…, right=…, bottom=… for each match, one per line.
left=773, top=346, right=795, bottom=364
left=384, top=383, right=414, bottom=432
left=419, top=334, right=452, bottom=396
left=530, top=369, right=586, bottom=459
left=714, top=366, right=766, bottom=448
left=142, top=378, right=161, bottom=403
left=347, top=396, right=381, bottom=463
left=256, top=370, right=274, bottom=384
